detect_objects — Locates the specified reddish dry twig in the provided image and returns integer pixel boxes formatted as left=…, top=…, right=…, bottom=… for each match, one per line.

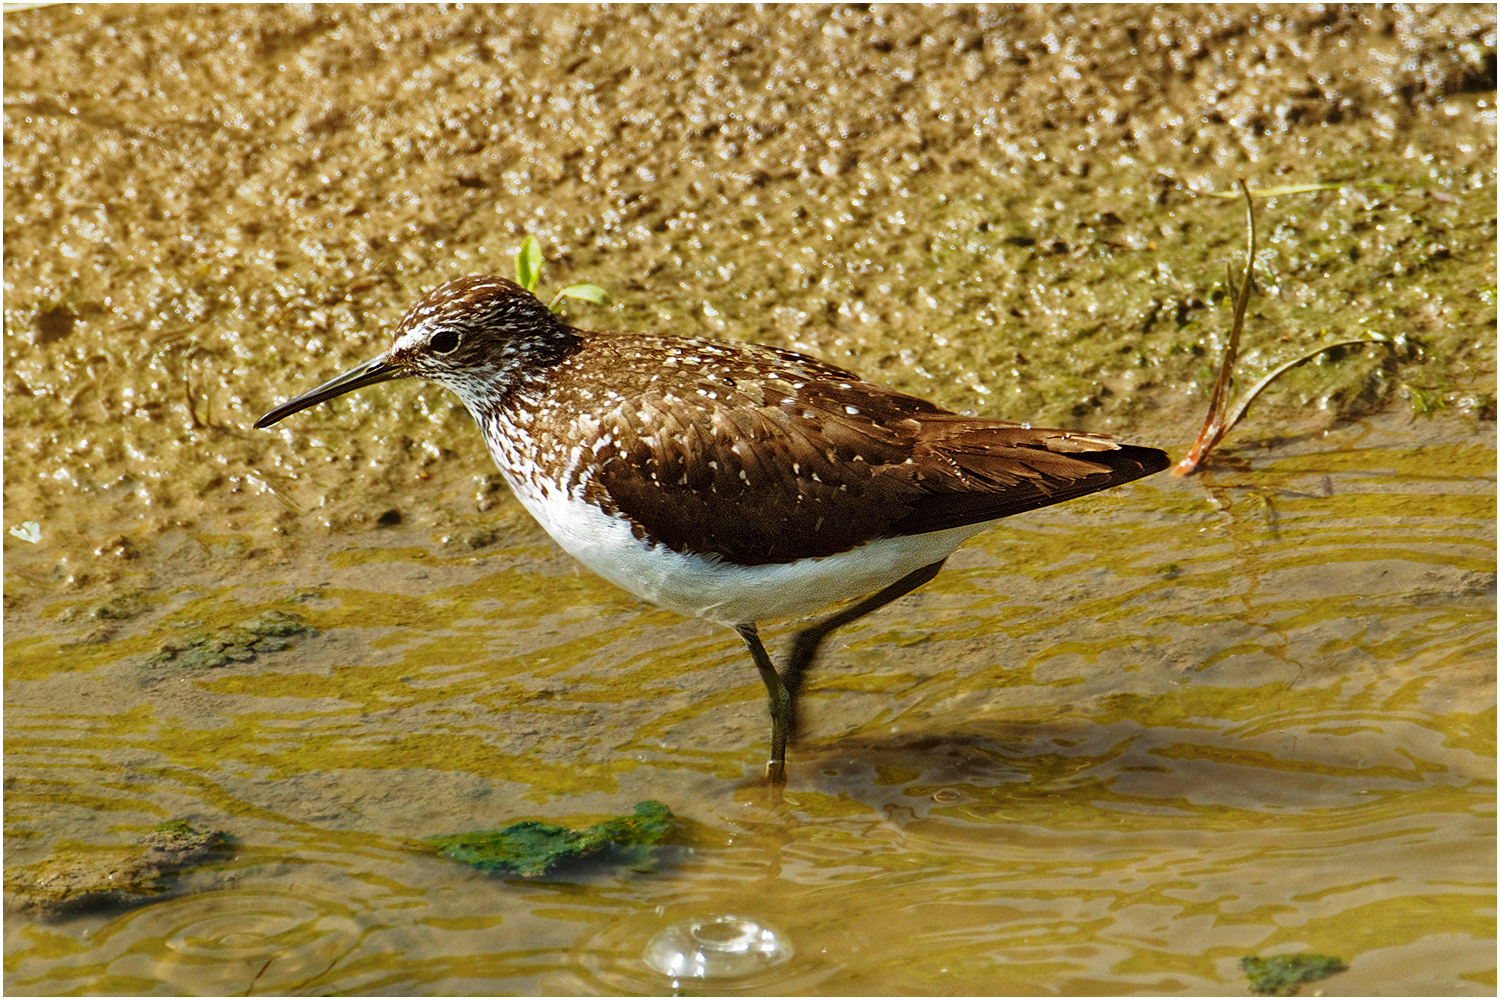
left=1172, top=181, right=1392, bottom=475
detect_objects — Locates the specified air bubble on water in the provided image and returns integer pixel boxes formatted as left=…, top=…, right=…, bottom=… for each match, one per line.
left=643, top=914, right=794, bottom=980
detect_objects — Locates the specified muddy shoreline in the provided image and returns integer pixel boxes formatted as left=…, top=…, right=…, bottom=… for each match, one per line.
left=4, top=4, right=1495, bottom=605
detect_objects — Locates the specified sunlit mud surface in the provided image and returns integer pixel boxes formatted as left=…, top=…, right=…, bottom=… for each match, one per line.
left=4, top=5, right=1495, bottom=996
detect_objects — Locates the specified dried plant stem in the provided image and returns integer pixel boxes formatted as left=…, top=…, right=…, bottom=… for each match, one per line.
left=1173, top=179, right=1256, bottom=475
left=1171, top=181, right=1392, bottom=475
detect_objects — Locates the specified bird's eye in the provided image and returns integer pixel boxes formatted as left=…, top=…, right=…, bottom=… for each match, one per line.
left=429, top=328, right=460, bottom=353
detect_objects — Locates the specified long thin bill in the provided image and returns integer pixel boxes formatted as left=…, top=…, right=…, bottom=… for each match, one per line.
left=255, top=354, right=406, bottom=428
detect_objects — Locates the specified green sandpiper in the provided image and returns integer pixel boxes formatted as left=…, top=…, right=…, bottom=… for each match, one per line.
left=257, top=276, right=1169, bottom=782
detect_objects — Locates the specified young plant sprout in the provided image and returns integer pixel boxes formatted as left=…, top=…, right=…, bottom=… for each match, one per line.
left=514, top=235, right=610, bottom=313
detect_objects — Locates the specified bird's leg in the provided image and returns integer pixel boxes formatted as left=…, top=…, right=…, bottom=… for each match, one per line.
left=735, top=622, right=791, bottom=783
left=782, top=558, right=948, bottom=714
left=735, top=559, right=946, bottom=783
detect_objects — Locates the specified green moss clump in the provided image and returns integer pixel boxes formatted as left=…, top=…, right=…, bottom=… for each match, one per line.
left=147, top=610, right=314, bottom=669
left=1240, top=953, right=1348, bottom=996
left=426, top=800, right=673, bottom=877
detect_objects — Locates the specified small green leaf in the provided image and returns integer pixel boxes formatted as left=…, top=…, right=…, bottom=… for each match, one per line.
left=550, top=284, right=611, bottom=310
left=1406, top=384, right=1447, bottom=418
left=515, top=235, right=543, bottom=293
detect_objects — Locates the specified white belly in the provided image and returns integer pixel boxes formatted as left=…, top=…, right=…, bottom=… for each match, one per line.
left=507, top=482, right=988, bottom=626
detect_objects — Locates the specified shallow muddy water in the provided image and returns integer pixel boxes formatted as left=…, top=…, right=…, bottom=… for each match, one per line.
left=6, top=409, right=1494, bottom=995
left=4, top=4, right=1496, bottom=996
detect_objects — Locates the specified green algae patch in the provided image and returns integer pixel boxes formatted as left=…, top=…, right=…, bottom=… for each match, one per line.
left=1239, top=953, right=1348, bottom=996
left=4, top=821, right=230, bottom=921
left=146, top=609, right=315, bottom=670
left=426, top=800, right=673, bottom=877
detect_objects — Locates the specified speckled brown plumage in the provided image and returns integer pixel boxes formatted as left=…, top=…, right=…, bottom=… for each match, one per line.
left=344, top=276, right=1166, bottom=568
left=476, top=325, right=1165, bottom=566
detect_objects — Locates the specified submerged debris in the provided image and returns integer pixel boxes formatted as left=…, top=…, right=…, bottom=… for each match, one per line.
left=427, top=800, right=674, bottom=877
left=5, top=821, right=229, bottom=921
left=1239, top=953, right=1348, bottom=996
left=147, top=609, right=315, bottom=669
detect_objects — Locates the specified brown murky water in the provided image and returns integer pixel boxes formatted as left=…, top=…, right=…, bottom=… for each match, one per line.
left=4, top=5, right=1495, bottom=996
